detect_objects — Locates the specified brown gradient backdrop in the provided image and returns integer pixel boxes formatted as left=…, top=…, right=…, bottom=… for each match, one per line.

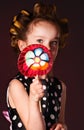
left=0, top=0, right=84, bottom=130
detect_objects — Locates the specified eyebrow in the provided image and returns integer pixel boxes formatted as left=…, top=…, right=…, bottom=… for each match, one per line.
left=35, top=36, right=60, bottom=39
left=34, top=35, right=60, bottom=42
left=34, top=36, right=45, bottom=38
left=52, top=37, right=60, bottom=40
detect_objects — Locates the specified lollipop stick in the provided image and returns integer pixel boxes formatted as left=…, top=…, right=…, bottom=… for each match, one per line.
left=39, top=101, right=42, bottom=112
left=35, top=75, right=42, bottom=112
left=36, top=75, right=42, bottom=112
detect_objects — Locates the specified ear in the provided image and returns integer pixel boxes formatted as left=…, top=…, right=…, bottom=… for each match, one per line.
left=18, top=40, right=27, bottom=51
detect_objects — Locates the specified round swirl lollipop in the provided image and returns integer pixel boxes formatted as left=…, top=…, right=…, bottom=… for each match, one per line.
left=17, top=44, right=53, bottom=77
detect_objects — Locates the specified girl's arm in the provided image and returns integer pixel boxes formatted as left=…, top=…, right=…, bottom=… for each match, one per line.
left=8, top=78, right=46, bottom=130
left=50, top=81, right=67, bottom=130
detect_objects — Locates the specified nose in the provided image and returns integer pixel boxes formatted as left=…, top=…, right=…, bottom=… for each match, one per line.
left=44, top=42, right=50, bottom=50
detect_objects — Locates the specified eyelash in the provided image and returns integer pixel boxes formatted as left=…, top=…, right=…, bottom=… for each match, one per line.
left=50, top=40, right=59, bottom=47
left=37, top=39, right=43, bottom=43
left=36, top=39, right=59, bottom=47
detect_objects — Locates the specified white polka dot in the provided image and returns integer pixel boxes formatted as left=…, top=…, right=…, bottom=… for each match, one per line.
left=24, top=82, right=27, bottom=86
left=58, top=85, right=61, bottom=89
left=16, top=75, right=19, bottom=78
left=18, top=122, right=22, bottom=128
left=51, top=78, right=54, bottom=82
left=12, top=115, right=17, bottom=120
left=54, top=92, right=57, bottom=97
left=47, top=93, right=49, bottom=97
left=51, top=93, right=53, bottom=96
left=50, top=114, right=55, bottom=120
left=42, top=85, right=46, bottom=90
left=59, top=97, right=61, bottom=102
left=47, top=108, right=49, bottom=112
left=19, top=78, right=22, bottom=81
left=54, top=106, right=58, bottom=111
left=24, top=76, right=28, bottom=79
left=50, top=82, right=52, bottom=86
left=42, top=104, right=46, bottom=108
left=47, top=122, right=51, bottom=127
left=52, top=100, right=55, bottom=104
left=43, top=97, right=47, bottom=101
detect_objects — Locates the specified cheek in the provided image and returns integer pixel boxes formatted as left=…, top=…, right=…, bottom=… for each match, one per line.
left=52, top=51, right=57, bottom=61
left=51, top=47, right=59, bottom=61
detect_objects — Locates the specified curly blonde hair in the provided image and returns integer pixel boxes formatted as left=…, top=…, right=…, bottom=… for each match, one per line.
left=10, top=2, right=69, bottom=52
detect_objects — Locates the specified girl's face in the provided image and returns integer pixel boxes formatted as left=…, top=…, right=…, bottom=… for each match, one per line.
left=26, top=21, right=60, bottom=61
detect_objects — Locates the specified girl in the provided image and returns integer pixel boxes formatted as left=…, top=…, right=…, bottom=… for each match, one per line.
left=5, top=2, right=68, bottom=130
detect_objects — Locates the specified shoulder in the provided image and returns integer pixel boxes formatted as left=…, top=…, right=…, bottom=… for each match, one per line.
left=54, top=76, right=67, bottom=90
left=9, top=78, right=23, bottom=87
left=8, top=72, right=26, bottom=91
left=8, top=78, right=29, bottom=107
left=53, top=77, right=67, bottom=96
left=59, top=80, right=67, bottom=106
left=53, top=77, right=63, bottom=92
left=8, top=78, right=25, bottom=95
left=7, top=79, right=26, bottom=108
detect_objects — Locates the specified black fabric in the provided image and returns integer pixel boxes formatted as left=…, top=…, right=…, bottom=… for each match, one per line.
left=7, top=72, right=62, bottom=130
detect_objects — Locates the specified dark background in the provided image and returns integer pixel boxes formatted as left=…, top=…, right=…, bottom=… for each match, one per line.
left=0, top=0, right=84, bottom=130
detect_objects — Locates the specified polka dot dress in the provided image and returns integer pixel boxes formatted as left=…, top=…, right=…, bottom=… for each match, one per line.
left=7, top=72, right=62, bottom=130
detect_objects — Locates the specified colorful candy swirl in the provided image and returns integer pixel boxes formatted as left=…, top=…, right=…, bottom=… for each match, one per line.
left=18, top=44, right=53, bottom=77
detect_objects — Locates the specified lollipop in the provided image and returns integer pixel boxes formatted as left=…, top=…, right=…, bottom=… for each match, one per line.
left=17, top=44, right=53, bottom=77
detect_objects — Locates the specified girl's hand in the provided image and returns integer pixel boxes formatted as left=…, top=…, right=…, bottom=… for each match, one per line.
left=50, top=123, right=67, bottom=130
left=30, top=76, right=45, bottom=102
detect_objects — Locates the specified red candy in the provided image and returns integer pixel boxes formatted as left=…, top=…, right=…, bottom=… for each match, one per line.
left=17, top=44, right=53, bottom=77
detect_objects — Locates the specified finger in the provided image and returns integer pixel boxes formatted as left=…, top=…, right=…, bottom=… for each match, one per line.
left=55, top=124, right=62, bottom=130
left=61, top=128, right=64, bottom=130
left=42, top=84, right=47, bottom=90
left=32, top=77, right=41, bottom=87
left=35, top=75, right=39, bottom=80
left=50, top=123, right=57, bottom=130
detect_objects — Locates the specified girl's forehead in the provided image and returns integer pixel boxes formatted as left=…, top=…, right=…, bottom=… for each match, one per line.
left=29, top=20, right=60, bottom=34
left=31, top=20, right=59, bottom=28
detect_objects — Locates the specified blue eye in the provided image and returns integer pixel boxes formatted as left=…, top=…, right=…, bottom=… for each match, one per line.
left=50, top=40, right=59, bottom=50
left=50, top=41, right=58, bottom=46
